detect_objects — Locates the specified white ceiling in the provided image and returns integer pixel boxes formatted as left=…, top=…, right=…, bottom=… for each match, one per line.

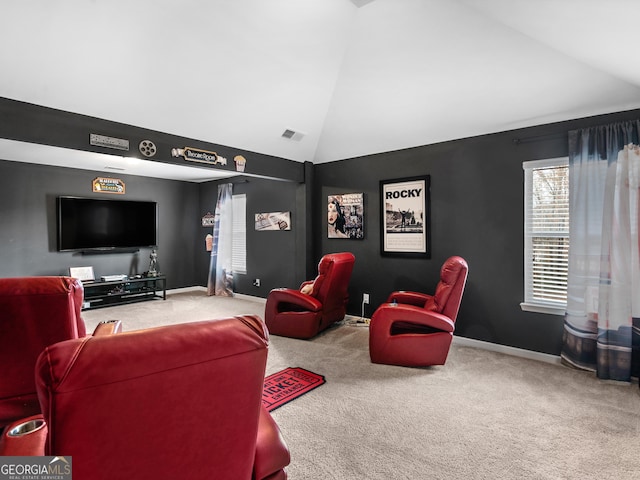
left=2, top=0, right=640, bottom=180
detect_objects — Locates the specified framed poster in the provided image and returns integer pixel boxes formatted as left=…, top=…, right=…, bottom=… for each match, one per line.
left=328, top=193, right=364, bottom=239
left=380, top=175, right=430, bottom=257
left=255, top=212, right=291, bottom=231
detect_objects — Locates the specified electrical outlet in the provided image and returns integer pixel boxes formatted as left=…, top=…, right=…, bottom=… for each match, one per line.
left=363, top=293, right=370, bottom=304
left=253, top=278, right=261, bottom=287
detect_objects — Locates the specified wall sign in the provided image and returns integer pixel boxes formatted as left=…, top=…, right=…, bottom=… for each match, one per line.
left=92, top=177, right=125, bottom=194
left=90, top=133, right=130, bottom=151
left=171, top=147, right=227, bottom=166
left=380, top=175, right=430, bottom=257
left=201, top=212, right=215, bottom=227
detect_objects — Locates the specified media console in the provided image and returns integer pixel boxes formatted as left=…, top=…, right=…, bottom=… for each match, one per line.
left=81, top=275, right=166, bottom=310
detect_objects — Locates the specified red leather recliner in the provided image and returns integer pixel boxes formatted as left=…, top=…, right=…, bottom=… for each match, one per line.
left=0, top=315, right=290, bottom=480
left=369, top=256, right=468, bottom=367
left=0, top=276, right=86, bottom=430
left=265, top=252, right=355, bottom=339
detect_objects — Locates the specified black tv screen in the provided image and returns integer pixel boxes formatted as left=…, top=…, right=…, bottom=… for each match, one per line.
left=57, top=196, right=157, bottom=251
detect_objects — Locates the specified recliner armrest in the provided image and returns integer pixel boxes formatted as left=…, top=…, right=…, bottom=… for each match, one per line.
left=253, top=406, right=290, bottom=480
left=372, top=303, right=455, bottom=333
left=267, top=288, right=323, bottom=311
left=0, top=414, right=47, bottom=456
left=92, top=320, right=123, bottom=336
left=387, top=291, right=432, bottom=307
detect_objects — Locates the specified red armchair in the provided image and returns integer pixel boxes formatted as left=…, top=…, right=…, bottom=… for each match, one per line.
left=369, top=256, right=468, bottom=367
left=265, top=252, right=355, bottom=339
left=0, top=276, right=86, bottom=430
left=0, top=315, right=290, bottom=480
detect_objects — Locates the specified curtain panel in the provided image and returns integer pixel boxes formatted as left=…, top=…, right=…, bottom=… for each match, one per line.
left=562, top=120, right=640, bottom=382
left=207, top=183, right=234, bottom=296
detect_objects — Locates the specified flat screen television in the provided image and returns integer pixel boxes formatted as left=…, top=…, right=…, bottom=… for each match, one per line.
left=57, top=196, right=157, bottom=252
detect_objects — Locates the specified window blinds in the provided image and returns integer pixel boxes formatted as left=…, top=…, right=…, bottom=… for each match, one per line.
left=523, top=158, right=569, bottom=307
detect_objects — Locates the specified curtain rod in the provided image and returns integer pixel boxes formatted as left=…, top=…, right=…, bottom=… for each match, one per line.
left=512, top=132, right=567, bottom=145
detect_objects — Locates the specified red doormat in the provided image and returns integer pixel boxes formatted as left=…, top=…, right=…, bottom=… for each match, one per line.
left=262, top=367, right=325, bottom=412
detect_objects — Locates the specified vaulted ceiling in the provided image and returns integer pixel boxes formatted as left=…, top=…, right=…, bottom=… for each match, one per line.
left=2, top=0, right=639, bottom=179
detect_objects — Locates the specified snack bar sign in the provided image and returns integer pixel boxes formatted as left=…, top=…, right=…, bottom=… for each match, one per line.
left=93, top=177, right=125, bottom=194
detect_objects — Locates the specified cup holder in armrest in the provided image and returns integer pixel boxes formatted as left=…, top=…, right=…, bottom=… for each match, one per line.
left=8, top=418, right=45, bottom=437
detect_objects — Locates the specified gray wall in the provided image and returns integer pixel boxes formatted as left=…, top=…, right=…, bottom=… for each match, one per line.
left=197, top=175, right=312, bottom=297
left=0, top=158, right=307, bottom=297
left=315, top=108, right=640, bottom=356
left=0, top=160, right=200, bottom=289
left=0, top=96, right=308, bottom=295
left=2, top=96, right=640, bottom=358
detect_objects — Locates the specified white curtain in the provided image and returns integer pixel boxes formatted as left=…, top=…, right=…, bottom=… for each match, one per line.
left=562, top=120, right=640, bottom=381
left=207, top=183, right=234, bottom=296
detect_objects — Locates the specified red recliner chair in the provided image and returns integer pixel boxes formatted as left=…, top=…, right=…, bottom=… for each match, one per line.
left=369, top=256, right=468, bottom=367
left=0, top=315, right=290, bottom=480
left=0, top=276, right=86, bottom=431
left=265, top=252, right=355, bottom=339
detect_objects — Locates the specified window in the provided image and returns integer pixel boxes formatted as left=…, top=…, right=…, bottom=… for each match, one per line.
left=522, top=158, right=569, bottom=315
left=232, top=194, right=247, bottom=274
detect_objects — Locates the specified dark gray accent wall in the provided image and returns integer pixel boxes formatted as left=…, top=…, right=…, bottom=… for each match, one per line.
left=197, top=175, right=311, bottom=296
left=0, top=159, right=200, bottom=289
left=315, top=109, right=640, bottom=356
left=0, top=97, right=304, bottom=182
left=3, top=94, right=640, bottom=358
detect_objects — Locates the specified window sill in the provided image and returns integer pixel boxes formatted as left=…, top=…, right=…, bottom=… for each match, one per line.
left=520, top=302, right=565, bottom=316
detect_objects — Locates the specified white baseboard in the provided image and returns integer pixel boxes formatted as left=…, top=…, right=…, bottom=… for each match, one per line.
left=233, top=293, right=267, bottom=304
left=166, top=287, right=266, bottom=304
left=452, top=335, right=562, bottom=365
left=167, top=286, right=206, bottom=294
left=168, top=292, right=562, bottom=366
left=345, top=314, right=561, bottom=365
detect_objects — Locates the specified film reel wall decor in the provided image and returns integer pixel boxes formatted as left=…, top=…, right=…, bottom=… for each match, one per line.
left=139, top=140, right=157, bottom=157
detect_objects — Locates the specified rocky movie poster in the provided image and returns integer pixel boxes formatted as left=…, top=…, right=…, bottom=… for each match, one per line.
left=382, top=177, right=428, bottom=254
left=327, top=193, right=364, bottom=239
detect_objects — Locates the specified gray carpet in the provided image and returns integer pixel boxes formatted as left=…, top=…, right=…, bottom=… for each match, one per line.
left=83, top=289, right=640, bottom=480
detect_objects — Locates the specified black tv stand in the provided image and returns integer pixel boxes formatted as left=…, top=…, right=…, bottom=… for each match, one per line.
left=82, top=275, right=166, bottom=310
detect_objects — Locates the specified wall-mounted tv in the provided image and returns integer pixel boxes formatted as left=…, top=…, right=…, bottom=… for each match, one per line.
left=57, top=196, right=157, bottom=252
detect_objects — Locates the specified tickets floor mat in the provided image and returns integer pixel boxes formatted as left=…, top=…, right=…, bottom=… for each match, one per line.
left=262, top=367, right=326, bottom=412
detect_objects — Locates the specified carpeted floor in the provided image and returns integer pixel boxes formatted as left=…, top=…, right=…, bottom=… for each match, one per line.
left=83, top=289, right=640, bottom=480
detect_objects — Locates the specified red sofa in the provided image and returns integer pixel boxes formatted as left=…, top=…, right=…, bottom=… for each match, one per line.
left=0, top=315, right=290, bottom=480
left=0, top=276, right=86, bottom=430
left=265, top=252, right=355, bottom=339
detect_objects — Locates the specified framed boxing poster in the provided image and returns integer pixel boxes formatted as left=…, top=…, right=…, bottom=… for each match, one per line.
left=380, top=175, right=430, bottom=258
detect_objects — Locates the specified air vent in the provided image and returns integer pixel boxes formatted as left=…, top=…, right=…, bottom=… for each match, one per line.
left=351, top=0, right=376, bottom=7
left=281, top=128, right=305, bottom=142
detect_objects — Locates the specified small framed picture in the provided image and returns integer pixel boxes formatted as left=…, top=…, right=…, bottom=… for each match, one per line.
left=327, top=193, right=364, bottom=239
left=380, top=175, right=431, bottom=258
left=69, top=266, right=96, bottom=282
left=255, top=212, right=291, bottom=231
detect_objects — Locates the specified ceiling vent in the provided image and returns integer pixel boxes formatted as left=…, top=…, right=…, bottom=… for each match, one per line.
left=350, top=0, right=376, bottom=7
left=281, top=128, right=305, bottom=142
